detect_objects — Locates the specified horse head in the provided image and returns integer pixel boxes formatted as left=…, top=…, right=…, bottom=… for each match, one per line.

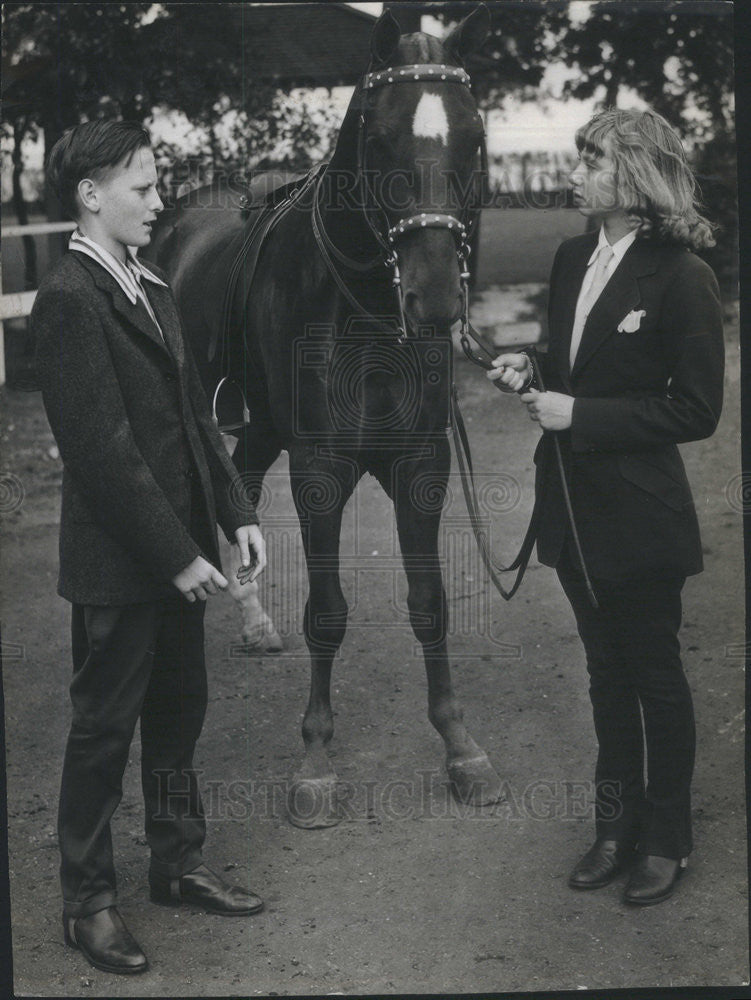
left=355, top=7, right=490, bottom=334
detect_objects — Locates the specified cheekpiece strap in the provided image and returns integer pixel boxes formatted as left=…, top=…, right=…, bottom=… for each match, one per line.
left=363, top=63, right=471, bottom=90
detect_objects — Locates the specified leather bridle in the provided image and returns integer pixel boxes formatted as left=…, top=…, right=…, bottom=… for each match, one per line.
left=312, top=61, right=487, bottom=344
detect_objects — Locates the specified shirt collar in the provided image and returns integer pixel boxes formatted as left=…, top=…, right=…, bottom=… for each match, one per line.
left=69, top=229, right=168, bottom=304
left=588, top=225, right=638, bottom=266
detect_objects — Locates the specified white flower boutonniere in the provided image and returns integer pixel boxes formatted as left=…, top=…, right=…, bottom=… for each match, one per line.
left=617, top=309, right=647, bottom=333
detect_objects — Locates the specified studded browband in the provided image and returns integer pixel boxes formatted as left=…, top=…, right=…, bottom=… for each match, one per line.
left=362, top=63, right=472, bottom=91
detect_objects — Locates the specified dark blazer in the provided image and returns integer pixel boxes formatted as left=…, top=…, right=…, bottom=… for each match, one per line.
left=531, top=231, right=724, bottom=581
left=33, top=251, right=255, bottom=605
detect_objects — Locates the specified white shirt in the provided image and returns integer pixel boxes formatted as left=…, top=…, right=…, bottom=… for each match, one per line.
left=569, top=226, right=638, bottom=369
left=68, top=230, right=168, bottom=339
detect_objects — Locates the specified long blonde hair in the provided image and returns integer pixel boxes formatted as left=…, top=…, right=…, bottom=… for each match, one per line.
left=575, top=108, right=716, bottom=250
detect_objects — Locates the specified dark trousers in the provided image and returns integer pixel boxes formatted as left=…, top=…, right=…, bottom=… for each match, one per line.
left=556, top=544, right=694, bottom=860
left=58, top=595, right=208, bottom=918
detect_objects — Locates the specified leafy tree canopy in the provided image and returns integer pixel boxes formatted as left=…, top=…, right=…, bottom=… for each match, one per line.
left=557, top=1, right=734, bottom=140
left=425, top=0, right=734, bottom=142
left=2, top=3, right=154, bottom=135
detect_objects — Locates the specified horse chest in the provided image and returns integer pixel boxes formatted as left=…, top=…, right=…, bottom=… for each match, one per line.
left=311, top=338, right=452, bottom=439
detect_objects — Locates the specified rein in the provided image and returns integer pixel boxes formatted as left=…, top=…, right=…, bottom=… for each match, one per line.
left=457, top=326, right=599, bottom=610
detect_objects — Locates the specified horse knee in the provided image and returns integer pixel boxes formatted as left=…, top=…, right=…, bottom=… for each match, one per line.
left=407, top=578, right=446, bottom=645
left=304, top=596, right=348, bottom=653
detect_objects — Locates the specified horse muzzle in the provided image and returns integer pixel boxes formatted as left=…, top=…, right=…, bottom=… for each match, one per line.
left=402, top=288, right=463, bottom=331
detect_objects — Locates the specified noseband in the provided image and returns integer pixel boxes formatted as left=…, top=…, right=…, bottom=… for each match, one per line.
left=311, top=61, right=487, bottom=343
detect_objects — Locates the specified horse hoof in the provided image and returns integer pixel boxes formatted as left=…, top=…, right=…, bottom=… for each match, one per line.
left=447, top=753, right=503, bottom=805
left=287, top=776, right=341, bottom=829
left=240, top=626, right=283, bottom=654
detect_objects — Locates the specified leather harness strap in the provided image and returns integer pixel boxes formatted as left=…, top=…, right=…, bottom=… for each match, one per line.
left=457, top=327, right=599, bottom=610
left=211, top=165, right=325, bottom=365
left=450, top=384, right=541, bottom=601
left=310, top=178, right=400, bottom=335
left=209, top=166, right=325, bottom=430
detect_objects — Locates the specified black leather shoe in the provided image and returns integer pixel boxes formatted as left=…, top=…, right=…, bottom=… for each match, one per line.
left=149, top=863, right=264, bottom=916
left=568, top=838, right=635, bottom=890
left=623, top=854, right=686, bottom=905
left=63, top=906, right=148, bottom=975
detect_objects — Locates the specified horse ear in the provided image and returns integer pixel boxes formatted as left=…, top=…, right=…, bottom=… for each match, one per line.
left=444, top=5, right=491, bottom=64
left=370, top=10, right=401, bottom=67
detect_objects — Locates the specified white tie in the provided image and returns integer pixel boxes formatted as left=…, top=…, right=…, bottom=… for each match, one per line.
left=569, top=243, right=615, bottom=369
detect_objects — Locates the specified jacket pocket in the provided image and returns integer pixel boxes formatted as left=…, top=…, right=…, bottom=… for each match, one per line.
left=617, top=452, right=691, bottom=512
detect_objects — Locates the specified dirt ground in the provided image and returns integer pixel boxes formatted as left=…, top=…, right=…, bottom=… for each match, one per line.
left=1, top=308, right=747, bottom=997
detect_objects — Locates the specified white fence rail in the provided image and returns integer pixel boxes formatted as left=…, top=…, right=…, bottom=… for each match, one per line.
left=0, top=220, right=76, bottom=386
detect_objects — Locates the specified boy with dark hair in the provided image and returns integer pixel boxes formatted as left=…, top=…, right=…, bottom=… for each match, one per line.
left=33, top=119, right=267, bottom=975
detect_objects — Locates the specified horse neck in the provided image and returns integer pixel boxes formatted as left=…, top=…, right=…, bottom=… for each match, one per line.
left=321, top=93, right=382, bottom=262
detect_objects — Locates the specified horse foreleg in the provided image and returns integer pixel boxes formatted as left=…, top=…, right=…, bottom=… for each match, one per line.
left=286, top=454, right=357, bottom=828
left=392, top=456, right=503, bottom=806
left=221, top=429, right=283, bottom=652
left=220, top=535, right=283, bottom=652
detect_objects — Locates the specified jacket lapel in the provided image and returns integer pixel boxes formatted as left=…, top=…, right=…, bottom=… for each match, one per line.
left=71, top=252, right=173, bottom=357
left=550, top=233, right=597, bottom=389
left=144, top=280, right=185, bottom=364
left=570, top=240, right=660, bottom=379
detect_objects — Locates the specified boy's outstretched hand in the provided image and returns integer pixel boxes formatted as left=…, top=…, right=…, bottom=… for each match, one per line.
left=172, top=556, right=228, bottom=602
left=233, top=524, right=266, bottom=585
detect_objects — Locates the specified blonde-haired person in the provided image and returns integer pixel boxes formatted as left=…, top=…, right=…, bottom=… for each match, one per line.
left=490, top=108, right=724, bottom=905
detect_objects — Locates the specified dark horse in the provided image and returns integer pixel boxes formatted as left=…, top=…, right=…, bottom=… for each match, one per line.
left=148, top=7, right=503, bottom=826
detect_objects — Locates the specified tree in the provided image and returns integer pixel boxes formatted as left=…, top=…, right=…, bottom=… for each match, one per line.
left=556, top=0, right=734, bottom=141
left=422, top=1, right=571, bottom=106
left=555, top=1, right=736, bottom=288
left=1, top=3, right=340, bottom=275
left=426, top=2, right=735, bottom=288
left=2, top=4, right=342, bottom=191
left=138, top=4, right=278, bottom=166
left=2, top=3, right=154, bottom=145
left=2, top=2, right=155, bottom=267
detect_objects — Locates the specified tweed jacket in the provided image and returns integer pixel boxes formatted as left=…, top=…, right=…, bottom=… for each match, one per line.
left=33, top=251, right=255, bottom=605
left=531, top=231, right=724, bottom=581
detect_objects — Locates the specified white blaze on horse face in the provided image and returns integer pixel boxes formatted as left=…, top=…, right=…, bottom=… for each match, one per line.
left=412, top=92, right=450, bottom=144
